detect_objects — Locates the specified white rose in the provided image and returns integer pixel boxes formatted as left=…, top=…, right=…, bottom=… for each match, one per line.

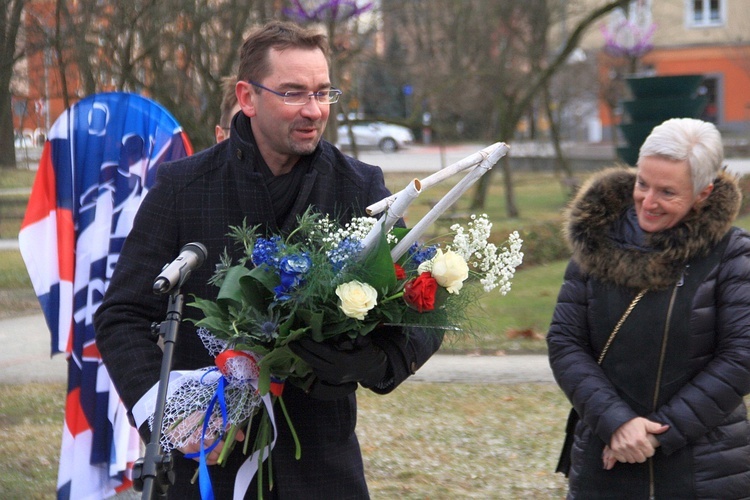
left=425, top=249, right=469, bottom=294
left=336, top=280, right=378, bottom=320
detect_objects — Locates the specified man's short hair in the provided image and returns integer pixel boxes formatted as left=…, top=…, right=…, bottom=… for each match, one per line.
left=237, top=20, right=329, bottom=85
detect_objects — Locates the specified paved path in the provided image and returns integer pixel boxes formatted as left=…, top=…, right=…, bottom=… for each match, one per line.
left=356, top=142, right=750, bottom=176
left=0, top=314, right=68, bottom=384
left=0, top=312, right=554, bottom=385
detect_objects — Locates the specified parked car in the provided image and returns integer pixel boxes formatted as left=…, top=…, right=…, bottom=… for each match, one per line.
left=337, top=121, right=414, bottom=153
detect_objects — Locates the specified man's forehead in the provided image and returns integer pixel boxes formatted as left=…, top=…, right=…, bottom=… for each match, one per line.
left=265, top=48, right=331, bottom=87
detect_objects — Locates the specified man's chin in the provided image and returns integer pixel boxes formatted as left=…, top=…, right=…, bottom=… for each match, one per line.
left=291, top=139, right=321, bottom=156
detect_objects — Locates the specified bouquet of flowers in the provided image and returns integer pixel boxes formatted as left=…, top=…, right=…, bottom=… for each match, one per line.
left=151, top=142, right=523, bottom=498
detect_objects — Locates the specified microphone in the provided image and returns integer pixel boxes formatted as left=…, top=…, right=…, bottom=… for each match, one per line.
left=152, top=242, right=208, bottom=294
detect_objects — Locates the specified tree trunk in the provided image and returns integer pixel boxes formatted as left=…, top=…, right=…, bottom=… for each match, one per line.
left=0, top=0, right=25, bottom=169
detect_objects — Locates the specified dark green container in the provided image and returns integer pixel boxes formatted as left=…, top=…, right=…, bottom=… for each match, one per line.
left=617, top=74, right=706, bottom=165
left=625, top=74, right=703, bottom=99
left=622, top=95, right=708, bottom=122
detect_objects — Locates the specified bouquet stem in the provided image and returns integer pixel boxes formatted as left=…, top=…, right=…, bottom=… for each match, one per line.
left=277, top=395, right=301, bottom=460
left=254, top=412, right=270, bottom=497
left=242, top=415, right=254, bottom=456
left=217, top=424, right=238, bottom=466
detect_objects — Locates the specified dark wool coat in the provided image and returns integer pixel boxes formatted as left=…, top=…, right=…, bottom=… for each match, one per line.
left=547, top=167, right=750, bottom=499
left=94, top=113, right=442, bottom=499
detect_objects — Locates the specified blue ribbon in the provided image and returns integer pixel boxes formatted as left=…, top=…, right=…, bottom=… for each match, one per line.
left=184, top=370, right=229, bottom=500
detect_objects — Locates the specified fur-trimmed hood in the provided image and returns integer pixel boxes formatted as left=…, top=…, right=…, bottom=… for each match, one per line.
left=564, top=166, right=742, bottom=290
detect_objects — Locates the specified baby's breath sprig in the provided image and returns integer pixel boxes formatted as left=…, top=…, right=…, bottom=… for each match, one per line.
left=448, top=214, right=524, bottom=294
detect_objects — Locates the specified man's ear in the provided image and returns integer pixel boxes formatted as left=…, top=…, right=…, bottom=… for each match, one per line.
left=236, top=81, right=256, bottom=117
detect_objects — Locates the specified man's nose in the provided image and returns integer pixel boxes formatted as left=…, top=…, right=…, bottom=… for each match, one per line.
left=299, top=97, right=324, bottom=119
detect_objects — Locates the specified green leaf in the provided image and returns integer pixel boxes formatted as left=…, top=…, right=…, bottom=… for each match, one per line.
left=258, top=363, right=271, bottom=395
left=277, top=313, right=296, bottom=339
left=296, top=309, right=324, bottom=339
left=379, top=301, right=404, bottom=324
left=390, top=226, right=411, bottom=246
left=216, top=266, right=252, bottom=308
left=192, top=316, right=232, bottom=336
left=257, top=345, right=306, bottom=395
left=238, top=271, right=274, bottom=311
left=360, top=224, right=398, bottom=293
left=319, top=318, right=360, bottom=338
left=248, top=265, right=280, bottom=294
left=188, top=296, right=227, bottom=318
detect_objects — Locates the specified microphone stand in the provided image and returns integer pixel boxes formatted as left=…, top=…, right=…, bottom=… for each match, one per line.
left=133, top=289, right=184, bottom=499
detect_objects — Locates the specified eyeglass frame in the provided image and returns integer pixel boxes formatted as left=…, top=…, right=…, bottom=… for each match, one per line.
left=247, top=81, right=342, bottom=105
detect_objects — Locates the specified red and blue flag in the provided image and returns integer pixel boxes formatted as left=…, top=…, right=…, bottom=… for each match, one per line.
left=19, top=92, right=193, bottom=499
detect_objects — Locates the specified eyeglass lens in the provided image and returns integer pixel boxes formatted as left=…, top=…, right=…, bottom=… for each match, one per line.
left=284, top=91, right=340, bottom=105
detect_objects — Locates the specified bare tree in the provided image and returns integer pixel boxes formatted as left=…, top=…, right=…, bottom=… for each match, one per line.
left=379, top=0, right=629, bottom=215
left=472, top=0, right=629, bottom=214
left=71, top=0, right=271, bottom=149
left=12, top=0, right=278, bottom=154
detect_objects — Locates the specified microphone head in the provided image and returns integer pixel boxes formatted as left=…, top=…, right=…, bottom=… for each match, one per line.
left=182, top=242, right=208, bottom=268
left=152, top=242, right=208, bottom=295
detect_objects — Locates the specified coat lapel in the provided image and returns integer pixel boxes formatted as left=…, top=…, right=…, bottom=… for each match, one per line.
left=231, top=167, right=277, bottom=231
left=281, top=169, right=319, bottom=232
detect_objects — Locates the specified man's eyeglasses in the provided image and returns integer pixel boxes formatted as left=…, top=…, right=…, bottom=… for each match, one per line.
left=248, top=81, right=342, bottom=105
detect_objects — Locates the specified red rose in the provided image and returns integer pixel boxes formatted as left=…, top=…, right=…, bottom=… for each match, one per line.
left=403, top=272, right=438, bottom=313
left=394, top=263, right=406, bottom=280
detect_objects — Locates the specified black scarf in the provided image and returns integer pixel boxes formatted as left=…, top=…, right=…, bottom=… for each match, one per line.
left=235, top=114, right=313, bottom=228
left=259, top=154, right=311, bottom=229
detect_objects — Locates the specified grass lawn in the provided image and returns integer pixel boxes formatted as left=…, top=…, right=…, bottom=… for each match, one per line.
left=0, top=382, right=570, bottom=499
left=359, top=382, right=570, bottom=499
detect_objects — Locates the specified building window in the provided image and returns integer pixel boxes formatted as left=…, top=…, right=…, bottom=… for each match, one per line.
left=687, top=0, right=725, bottom=27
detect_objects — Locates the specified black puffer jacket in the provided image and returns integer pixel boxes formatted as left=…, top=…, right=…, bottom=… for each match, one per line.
left=547, top=167, right=750, bottom=499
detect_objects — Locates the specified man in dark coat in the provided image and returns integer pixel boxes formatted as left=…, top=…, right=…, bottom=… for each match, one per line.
left=94, top=20, right=442, bottom=499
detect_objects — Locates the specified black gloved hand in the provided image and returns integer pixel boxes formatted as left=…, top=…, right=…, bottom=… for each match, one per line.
left=289, top=335, right=390, bottom=388
left=303, top=379, right=358, bottom=401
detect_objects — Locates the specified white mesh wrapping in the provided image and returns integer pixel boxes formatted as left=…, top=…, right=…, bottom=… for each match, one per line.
left=153, top=332, right=264, bottom=452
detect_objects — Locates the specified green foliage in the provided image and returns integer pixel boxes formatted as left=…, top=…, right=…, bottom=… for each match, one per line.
left=517, top=220, right=571, bottom=266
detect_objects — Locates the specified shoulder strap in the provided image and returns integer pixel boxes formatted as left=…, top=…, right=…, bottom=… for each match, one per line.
left=597, top=289, right=646, bottom=365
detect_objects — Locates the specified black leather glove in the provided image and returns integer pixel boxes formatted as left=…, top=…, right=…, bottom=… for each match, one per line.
left=289, top=335, right=390, bottom=389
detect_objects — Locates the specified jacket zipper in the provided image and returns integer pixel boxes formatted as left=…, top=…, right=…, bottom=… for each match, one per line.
left=648, top=273, right=683, bottom=499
